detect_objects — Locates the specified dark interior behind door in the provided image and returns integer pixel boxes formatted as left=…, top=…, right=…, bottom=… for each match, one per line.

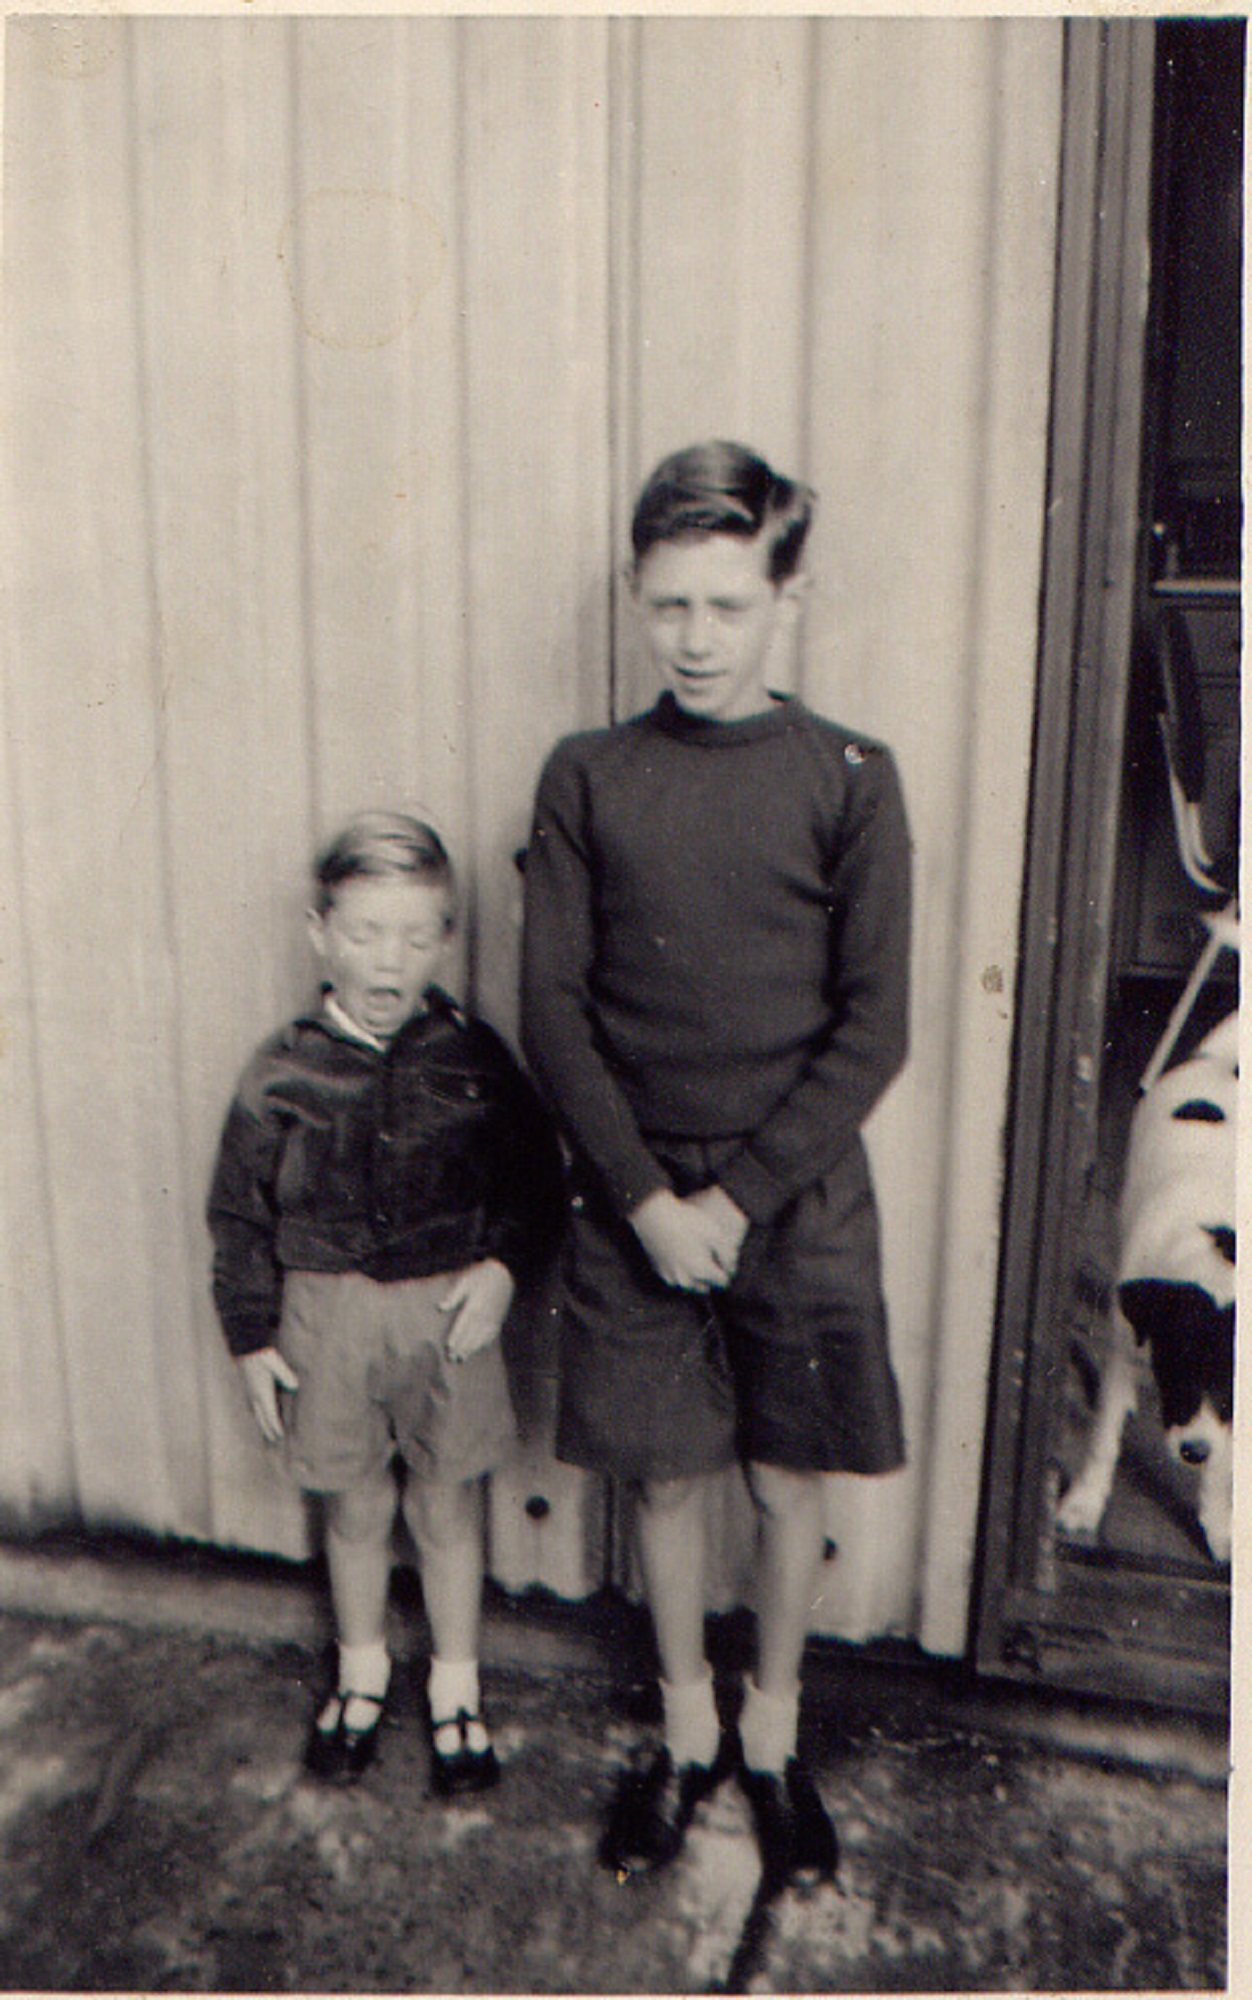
left=975, top=18, right=1241, bottom=1717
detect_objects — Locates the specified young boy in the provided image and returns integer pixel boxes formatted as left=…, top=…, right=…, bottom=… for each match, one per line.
left=208, top=812, right=563, bottom=1791
left=521, top=442, right=911, bottom=1891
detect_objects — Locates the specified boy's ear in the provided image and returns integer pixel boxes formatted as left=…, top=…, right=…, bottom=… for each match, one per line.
left=777, top=571, right=811, bottom=622
left=306, top=907, right=328, bottom=960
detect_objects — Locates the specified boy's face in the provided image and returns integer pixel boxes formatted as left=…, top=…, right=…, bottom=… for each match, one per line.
left=632, top=532, right=805, bottom=724
left=308, top=876, right=450, bottom=1041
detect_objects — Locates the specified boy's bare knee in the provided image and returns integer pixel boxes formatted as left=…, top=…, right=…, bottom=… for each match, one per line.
left=403, top=1475, right=481, bottom=1554
left=325, top=1471, right=397, bottom=1547
left=746, top=1461, right=821, bottom=1522
left=634, top=1472, right=706, bottom=1519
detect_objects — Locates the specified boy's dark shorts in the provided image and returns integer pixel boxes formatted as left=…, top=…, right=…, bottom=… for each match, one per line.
left=556, top=1137, right=905, bottom=1483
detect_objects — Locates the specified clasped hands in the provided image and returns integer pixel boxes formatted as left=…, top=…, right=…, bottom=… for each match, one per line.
left=629, top=1184, right=749, bottom=1293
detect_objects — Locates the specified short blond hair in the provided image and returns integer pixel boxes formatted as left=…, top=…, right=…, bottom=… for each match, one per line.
left=312, top=811, right=455, bottom=922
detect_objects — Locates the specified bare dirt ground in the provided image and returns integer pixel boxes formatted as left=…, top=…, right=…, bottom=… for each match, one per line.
left=0, top=1600, right=1228, bottom=1993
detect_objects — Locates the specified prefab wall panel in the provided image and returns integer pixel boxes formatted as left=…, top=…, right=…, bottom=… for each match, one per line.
left=1, top=16, right=1062, bottom=1652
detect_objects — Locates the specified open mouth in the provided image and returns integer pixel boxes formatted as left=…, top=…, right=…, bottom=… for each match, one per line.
left=363, top=986, right=404, bottom=1016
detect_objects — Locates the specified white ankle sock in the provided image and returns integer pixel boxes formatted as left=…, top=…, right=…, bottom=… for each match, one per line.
left=324, top=1640, right=390, bottom=1734
left=740, top=1676, right=798, bottom=1775
left=429, top=1657, right=489, bottom=1753
left=428, top=1655, right=479, bottom=1718
left=337, top=1639, right=391, bottom=1700
left=661, top=1669, right=720, bottom=1769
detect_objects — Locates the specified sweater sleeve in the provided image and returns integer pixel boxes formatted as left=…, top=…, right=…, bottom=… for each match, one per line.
left=717, top=743, right=912, bottom=1225
left=474, top=1025, right=569, bottom=1282
left=206, top=1062, right=287, bottom=1358
left=521, top=742, right=670, bottom=1217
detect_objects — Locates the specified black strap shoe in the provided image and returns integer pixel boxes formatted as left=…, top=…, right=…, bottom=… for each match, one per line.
left=429, top=1708, right=500, bottom=1799
left=304, top=1690, right=387, bottom=1784
left=740, top=1758, right=839, bottom=1894
left=600, top=1733, right=739, bottom=1877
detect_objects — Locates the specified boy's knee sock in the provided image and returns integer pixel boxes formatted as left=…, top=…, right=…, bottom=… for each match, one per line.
left=739, top=1676, right=799, bottom=1775
left=428, top=1656, right=489, bottom=1753
left=661, top=1667, right=720, bottom=1769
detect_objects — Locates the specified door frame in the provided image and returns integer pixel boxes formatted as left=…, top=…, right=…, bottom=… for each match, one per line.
left=973, top=17, right=1231, bottom=1714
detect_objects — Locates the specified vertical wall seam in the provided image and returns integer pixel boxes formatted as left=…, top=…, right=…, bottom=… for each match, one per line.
left=0, top=32, right=73, bottom=1509
left=451, top=20, right=481, bottom=1002
left=201, top=20, right=251, bottom=1545
left=0, top=758, right=72, bottom=1513
left=122, top=20, right=209, bottom=1533
left=796, top=17, right=824, bottom=706
left=912, top=21, right=1008, bottom=1614
left=798, top=18, right=821, bottom=477
left=286, top=23, right=320, bottom=849
left=0, top=382, right=76, bottom=1512
left=735, top=22, right=760, bottom=432
left=22, top=39, right=120, bottom=1516
left=394, top=17, right=422, bottom=811
left=606, top=17, right=642, bottom=723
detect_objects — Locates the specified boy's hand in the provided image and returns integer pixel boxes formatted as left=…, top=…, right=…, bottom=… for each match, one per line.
left=440, top=1258, right=516, bottom=1361
left=238, top=1346, right=299, bottom=1444
left=630, top=1187, right=741, bottom=1293
left=686, top=1184, right=749, bottom=1274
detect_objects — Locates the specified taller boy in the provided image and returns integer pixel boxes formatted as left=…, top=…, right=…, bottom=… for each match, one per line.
left=521, top=442, right=911, bottom=1890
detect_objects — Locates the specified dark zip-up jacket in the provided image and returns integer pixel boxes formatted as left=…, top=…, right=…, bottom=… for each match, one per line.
left=208, top=988, right=565, bottom=1357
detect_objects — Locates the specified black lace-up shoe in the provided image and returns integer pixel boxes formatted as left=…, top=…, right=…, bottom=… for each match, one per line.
left=600, top=1733, right=739, bottom=1876
left=740, top=1758, right=839, bottom=1893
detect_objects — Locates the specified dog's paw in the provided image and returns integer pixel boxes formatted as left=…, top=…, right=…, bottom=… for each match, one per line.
left=1056, top=1475, right=1107, bottom=1538
left=1198, top=1494, right=1233, bottom=1566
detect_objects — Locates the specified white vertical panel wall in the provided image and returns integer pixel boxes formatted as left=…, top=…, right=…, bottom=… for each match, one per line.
left=801, top=21, right=1063, bottom=1648
left=1, top=17, right=1063, bottom=1654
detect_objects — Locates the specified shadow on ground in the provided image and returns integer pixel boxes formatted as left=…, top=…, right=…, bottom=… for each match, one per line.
left=0, top=1587, right=1227, bottom=1994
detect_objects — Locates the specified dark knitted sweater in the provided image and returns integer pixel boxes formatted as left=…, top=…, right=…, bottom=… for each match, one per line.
left=521, top=692, right=911, bottom=1225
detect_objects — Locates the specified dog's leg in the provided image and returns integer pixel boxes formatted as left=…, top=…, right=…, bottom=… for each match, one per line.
left=1195, top=1430, right=1233, bottom=1564
left=1166, top=1407, right=1235, bottom=1565
left=1056, top=1311, right=1139, bottom=1539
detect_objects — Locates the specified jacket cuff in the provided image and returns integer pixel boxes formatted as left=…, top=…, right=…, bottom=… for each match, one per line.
left=224, top=1320, right=277, bottom=1359
left=486, top=1233, right=542, bottom=1286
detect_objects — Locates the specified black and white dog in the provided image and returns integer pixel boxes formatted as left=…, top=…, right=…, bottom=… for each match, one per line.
left=1057, top=1010, right=1237, bottom=1565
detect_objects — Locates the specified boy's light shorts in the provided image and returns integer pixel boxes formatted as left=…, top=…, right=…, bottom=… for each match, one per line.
left=276, top=1269, right=516, bottom=1492
left=556, top=1137, right=905, bottom=1484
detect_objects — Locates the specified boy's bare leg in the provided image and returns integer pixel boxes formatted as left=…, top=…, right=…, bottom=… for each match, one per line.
left=403, top=1476, right=498, bottom=1791
left=600, top=1471, right=728, bottom=1874
left=324, top=1469, right=397, bottom=1651
left=747, top=1463, right=825, bottom=1699
left=308, top=1471, right=396, bottom=1775
left=635, top=1473, right=710, bottom=1689
left=739, top=1461, right=838, bottom=1888
left=402, top=1475, right=484, bottom=1665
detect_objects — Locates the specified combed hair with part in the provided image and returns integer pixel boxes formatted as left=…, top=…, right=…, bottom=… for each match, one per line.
left=630, top=441, right=815, bottom=584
